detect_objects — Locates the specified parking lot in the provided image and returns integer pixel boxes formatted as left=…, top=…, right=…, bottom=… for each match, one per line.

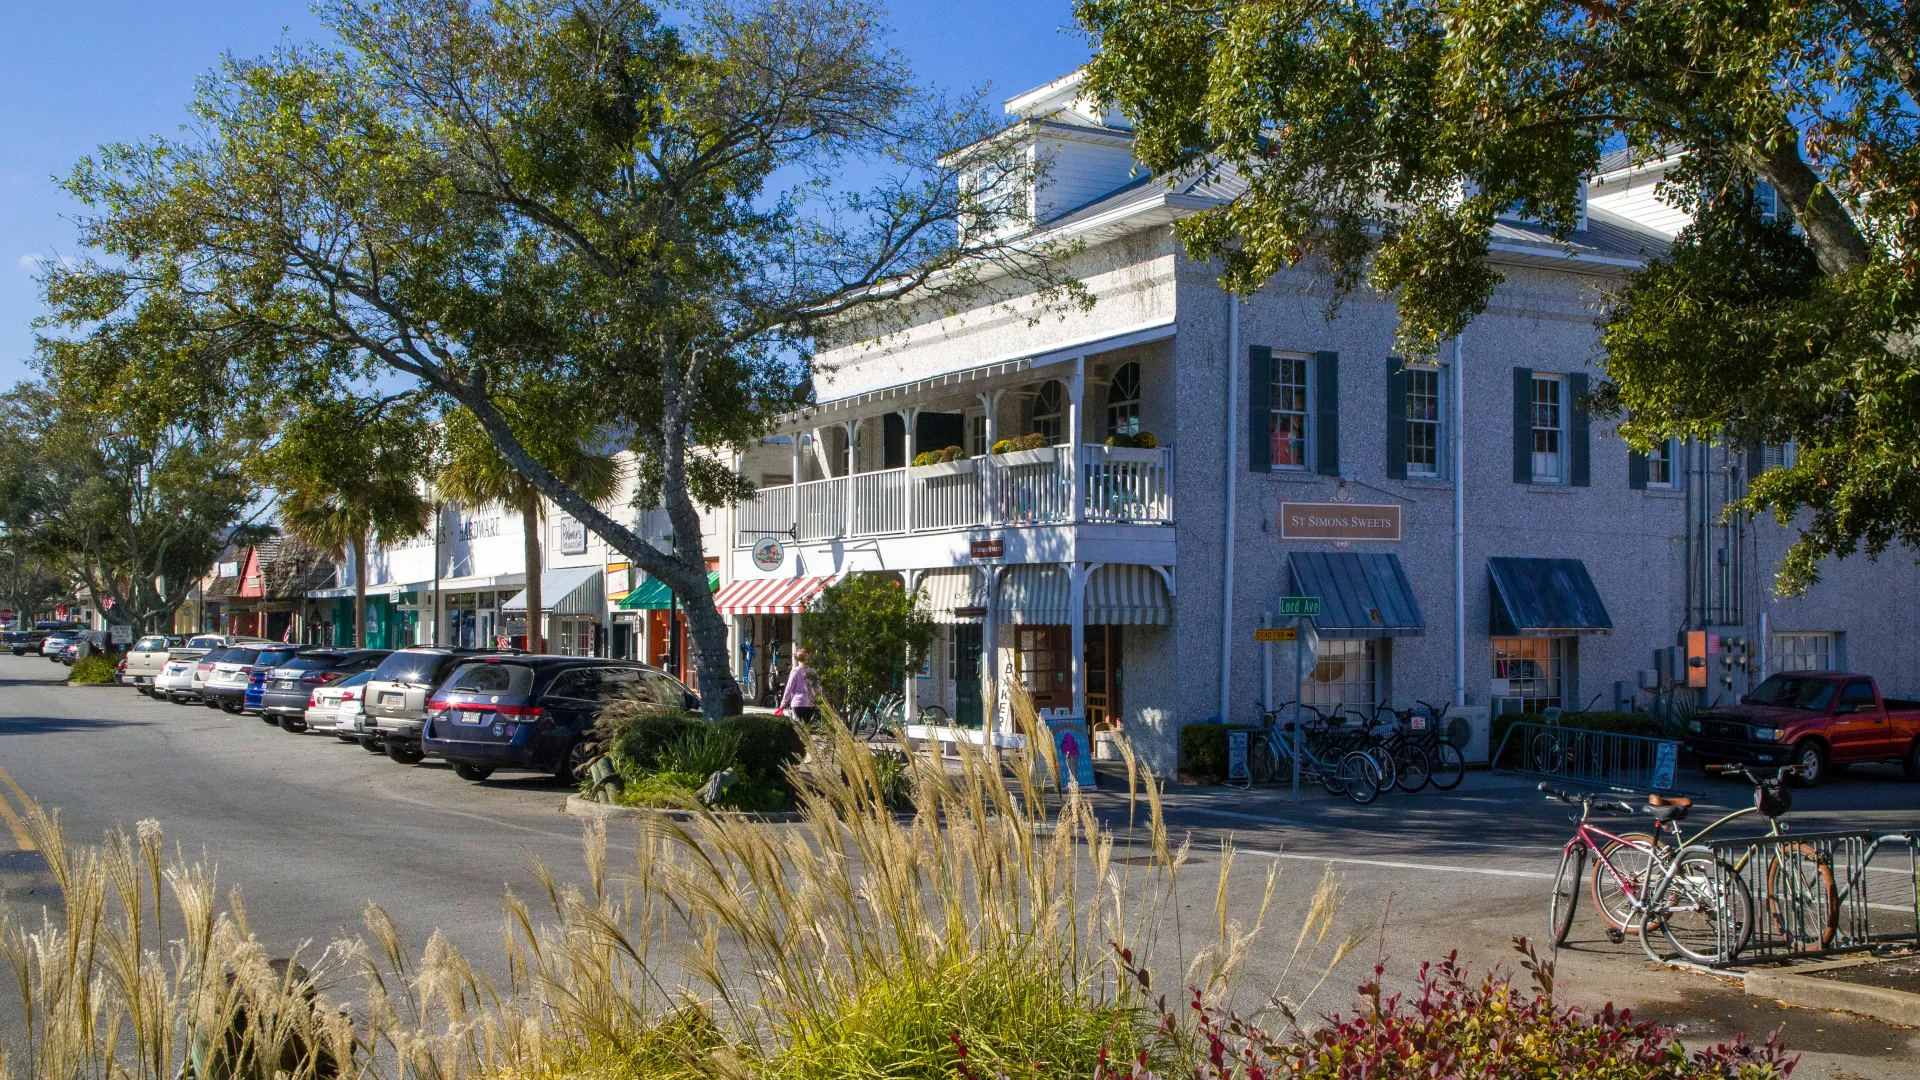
left=2, top=653, right=1918, bottom=1078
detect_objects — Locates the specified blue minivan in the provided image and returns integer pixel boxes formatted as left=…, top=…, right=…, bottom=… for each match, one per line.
left=421, top=656, right=697, bottom=783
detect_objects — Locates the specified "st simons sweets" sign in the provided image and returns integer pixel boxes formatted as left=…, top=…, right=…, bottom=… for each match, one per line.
left=1279, top=502, right=1403, bottom=542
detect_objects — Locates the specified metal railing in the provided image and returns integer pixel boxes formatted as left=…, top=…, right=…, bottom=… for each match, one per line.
left=1492, top=720, right=1684, bottom=794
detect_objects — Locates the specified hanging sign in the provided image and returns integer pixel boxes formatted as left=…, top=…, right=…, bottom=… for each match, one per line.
left=969, top=539, right=1005, bottom=560
left=751, top=536, right=786, bottom=571
left=558, top=515, right=588, bottom=555
left=1279, top=503, right=1403, bottom=541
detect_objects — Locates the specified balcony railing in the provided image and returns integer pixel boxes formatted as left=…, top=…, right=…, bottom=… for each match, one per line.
left=735, top=445, right=1172, bottom=545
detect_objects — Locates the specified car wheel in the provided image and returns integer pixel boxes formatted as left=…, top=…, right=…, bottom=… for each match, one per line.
left=1903, top=739, right=1920, bottom=782
left=337, top=734, right=360, bottom=744
left=1791, top=740, right=1827, bottom=786
left=277, top=715, right=306, bottom=733
left=555, top=740, right=594, bottom=784
left=258, top=711, right=277, bottom=723
left=386, top=739, right=425, bottom=765
left=452, top=763, right=494, bottom=782
left=360, top=737, right=385, bottom=753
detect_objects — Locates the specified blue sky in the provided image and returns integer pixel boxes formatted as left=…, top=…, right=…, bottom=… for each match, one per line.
left=0, top=1, right=1090, bottom=390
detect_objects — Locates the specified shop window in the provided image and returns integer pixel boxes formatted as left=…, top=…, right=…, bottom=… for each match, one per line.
left=1270, top=355, right=1310, bottom=469
left=1404, top=366, right=1442, bottom=477
left=1492, top=637, right=1568, bottom=709
left=1301, top=638, right=1379, bottom=714
left=969, top=414, right=987, bottom=457
left=1032, top=381, right=1065, bottom=444
left=1015, top=625, right=1072, bottom=711
left=1107, top=362, right=1141, bottom=436
left=1531, top=376, right=1564, bottom=483
left=1771, top=632, right=1838, bottom=673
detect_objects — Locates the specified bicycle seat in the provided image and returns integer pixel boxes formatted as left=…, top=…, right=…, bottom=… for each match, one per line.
left=1644, top=794, right=1690, bottom=822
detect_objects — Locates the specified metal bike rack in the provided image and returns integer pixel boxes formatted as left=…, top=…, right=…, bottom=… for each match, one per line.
left=1640, top=830, right=1920, bottom=970
left=1492, top=721, right=1686, bottom=794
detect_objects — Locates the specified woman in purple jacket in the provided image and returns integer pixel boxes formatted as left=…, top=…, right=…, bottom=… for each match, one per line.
left=780, top=648, right=819, bottom=723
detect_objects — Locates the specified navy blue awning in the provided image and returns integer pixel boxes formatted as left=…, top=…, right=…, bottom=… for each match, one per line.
left=1286, top=552, right=1426, bottom=638
left=1488, top=557, right=1612, bottom=636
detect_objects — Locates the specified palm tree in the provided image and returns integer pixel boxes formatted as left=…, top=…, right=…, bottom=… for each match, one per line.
left=435, top=406, right=619, bottom=654
left=271, top=400, right=433, bottom=648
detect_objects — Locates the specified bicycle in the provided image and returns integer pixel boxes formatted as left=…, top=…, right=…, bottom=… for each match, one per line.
left=1542, top=782, right=1755, bottom=963
left=1412, top=699, right=1467, bottom=791
left=1241, top=703, right=1383, bottom=804
left=1368, top=703, right=1434, bottom=793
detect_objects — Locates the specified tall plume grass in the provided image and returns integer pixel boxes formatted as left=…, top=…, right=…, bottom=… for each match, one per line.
left=0, top=682, right=1360, bottom=1080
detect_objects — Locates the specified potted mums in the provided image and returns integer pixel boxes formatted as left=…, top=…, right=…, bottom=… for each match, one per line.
left=989, top=432, right=1055, bottom=466
left=909, top=445, right=973, bottom=477
left=1101, top=430, right=1162, bottom=463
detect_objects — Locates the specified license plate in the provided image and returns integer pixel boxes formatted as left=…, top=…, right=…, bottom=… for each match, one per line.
left=276, top=680, right=295, bottom=690
left=380, top=692, right=403, bottom=707
left=456, top=709, right=484, bottom=725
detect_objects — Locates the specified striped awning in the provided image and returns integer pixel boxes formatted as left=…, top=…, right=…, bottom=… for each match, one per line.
left=1002, top=565, right=1069, bottom=624
left=917, top=568, right=988, bottom=622
left=501, top=566, right=604, bottom=615
left=1085, top=564, right=1169, bottom=625
left=714, top=575, right=832, bottom=615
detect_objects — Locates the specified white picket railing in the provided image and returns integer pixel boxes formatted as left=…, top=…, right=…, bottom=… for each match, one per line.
left=735, top=447, right=1171, bottom=545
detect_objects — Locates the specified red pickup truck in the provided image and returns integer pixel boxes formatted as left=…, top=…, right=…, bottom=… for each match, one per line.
left=1685, top=671, right=1920, bottom=784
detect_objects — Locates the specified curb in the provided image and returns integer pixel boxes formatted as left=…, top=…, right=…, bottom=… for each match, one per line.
left=66, top=681, right=121, bottom=688
left=563, top=794, right=807, bottom=824
left=1744, top=956, right=1920, bottom=1026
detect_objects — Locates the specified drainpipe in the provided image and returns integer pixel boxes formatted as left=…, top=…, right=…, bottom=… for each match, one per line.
left=1219, top=295, right=1239, bottom=722
left=1453, top=334, right=1466, bottom=708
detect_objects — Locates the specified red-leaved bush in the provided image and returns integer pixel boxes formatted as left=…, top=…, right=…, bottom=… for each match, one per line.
left=1089, top=938, right=1795, bottom=1080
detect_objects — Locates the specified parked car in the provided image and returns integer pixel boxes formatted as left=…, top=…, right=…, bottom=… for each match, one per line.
left=241, top=645, right=318, bottom=716
left=423, top=657, right=694, bottom=783
left=55, top=630, right=108, bottom=666
left=202, top=645, right=308, bottom=714
left=259, top=649, right=389, bottom=730
left=41, top=628, right=83, bottom=660
left=125, top=634, right=186, bottom=693
left=303, top=669, right=378, bottom=739
left=154, top=635, right=269, bottom=703
left=1685, top=671, right=1920, bottom=784
left=362, top=647, right=518, bottom=764
left=6, top=620, right=82, bottom=655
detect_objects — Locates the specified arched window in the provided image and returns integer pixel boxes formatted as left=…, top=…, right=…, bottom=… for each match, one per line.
left=1106, top=362, right=1141, bottom=436
left=1032, top=380, right=1065, bottom=444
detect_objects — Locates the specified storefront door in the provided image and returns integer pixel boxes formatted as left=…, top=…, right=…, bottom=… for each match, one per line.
left=1015, top=625, right=1073, bottom=714
left=953, top=623, right=983, bottom=728
left=1085, top=625, right=1123, bottom=729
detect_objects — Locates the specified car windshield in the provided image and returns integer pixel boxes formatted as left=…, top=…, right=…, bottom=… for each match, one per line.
left=222, top=648, right=261, bottom=665
left=443, top=661, right=537, bottom=696
left=251, top=648, right=299, bottom=667
left=336, top=670, right=376, bottom=689
left=1747, top=675, right=1837, bottom=711
left=135, top=636, right=169, bottom=650
left=370, top=650, right=447, bottom=686
left=278, top=654, right=341, bottom=672
left=188, top=636, right=223, bottom=650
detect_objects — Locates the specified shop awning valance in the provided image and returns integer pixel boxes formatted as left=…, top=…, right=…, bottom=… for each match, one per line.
left=1488, top=557, right=1612, bottom=636
left=1001, top=565, right=1069, bottom=624
left=617, top=572, right=720, bottom=611
left=714, top=574, right=832, bottom=615
left=917, top=568, right=989, bottom=622
left=1084, top=564, right=1169, bottom=625
left=502, top=566, right=603, bottom=615
left=308, top=581, right=430, bottom=600
left=1287, top=552, right=1425, bottom=638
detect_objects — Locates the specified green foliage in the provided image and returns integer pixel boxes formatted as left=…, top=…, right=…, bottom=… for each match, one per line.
left=989, top=433, right=1049, bottom=455
left=713, top=714, right=806, bottom=791
left=868, top=747, right=914, bottom=812
left=660, top=726, right=743, bottom=779
left=909, top=446, right=966, bottom=466
left=800, top=575, right=938, bottom=721
left=615, top=770, right=707, bottom=810
left=1179, top=723, right=1235, bottom=784
left=1078, top=0, right=1920, bottom=593
left=1104, top=431, right=1157, bottom=449
left=598, top=702, right=699, bottom=772
left=67, top=654, right=118, bottom=685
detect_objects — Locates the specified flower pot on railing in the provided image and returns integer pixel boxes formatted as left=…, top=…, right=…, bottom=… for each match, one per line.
left=909, top=457, right=976, bottom=479
left=993, top=447, right=1057, bottom=468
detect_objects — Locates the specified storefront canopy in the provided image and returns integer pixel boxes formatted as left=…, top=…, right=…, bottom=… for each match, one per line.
left=917, top=568, right=989, bottom=623
left=617, top=572, right=720, bottom=610
left=501, top=566, right=603, bottom=615
left=1287, top=552, right=1425, bottom=638
left=1002, top=565, right=1070, bottom=624
left=714, top=574, right=832, bottom=615
left=1488, top=557, right=1612, bottom=636
left=308, top=581, right=430, bottom=600
left=1084, top=564, right=1170, bottom=625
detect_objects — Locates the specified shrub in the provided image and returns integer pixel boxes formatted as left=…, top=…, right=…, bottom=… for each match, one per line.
left=68, top=654, right=117, bottom=684
left=990, top=437, right=1014, bottom=455
left=991, top=433, right=1050, bottom=454
left=869, top=747, right=913, bottom=811
left=599, top=701, right=698, bottom=770
left=1180, top=722, right=1228, bottom=783
left=801, top=574, right=937, bottom=721
left=714, top=713, right=806, bottom=789
left=660, top=725, right=742, bottom=778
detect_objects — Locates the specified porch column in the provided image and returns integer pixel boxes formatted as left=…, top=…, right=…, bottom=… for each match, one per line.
left=902, top=568, right=922, bottom=724
left=1068, top=358, right=1086, bottom=523
left=1070, top=562, right=1094, bottom=728
left=841, top=420, right=858, bottom=537
left=899, top=407, right=918, bottom=532
left=789, top=435, right=802, bottom=534
left=978, top=389, right=1004, bottom=525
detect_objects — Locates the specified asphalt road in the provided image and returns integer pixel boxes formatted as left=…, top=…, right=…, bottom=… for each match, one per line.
left=2, top=653, right=1917, bottom=1078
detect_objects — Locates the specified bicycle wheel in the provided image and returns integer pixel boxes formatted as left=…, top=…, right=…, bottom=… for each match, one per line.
left=1764, top=843, right=1838, bottom=952
left=1338, top=751, right=1380, bottom=804
left=1394, top=744, right=1432, bottom=793
left=1591, top=832, right=1659, bottom=934
left=1531, top=732, right=1566, bottom=774
left=1651, top=846, right=1754, bottom=964
left=917, top=704, right=951, bottom=724
left=1366, top=747, right=1398, bottom=792
left=1428, top=741, right=1465, bottom=790
left=1549, top=844, right=1587, bottom=947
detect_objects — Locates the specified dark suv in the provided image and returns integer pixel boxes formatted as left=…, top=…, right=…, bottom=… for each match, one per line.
left=202, top=645, right=311, bottom=713
left=423, top=657, right=695, bottom=783
left=258, top=649, right=391, bottom=731
left=362, top=647, right=515, bottom=764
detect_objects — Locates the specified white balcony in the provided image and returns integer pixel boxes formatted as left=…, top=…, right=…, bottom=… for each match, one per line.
left=734, top=445, right=1173, bottom=546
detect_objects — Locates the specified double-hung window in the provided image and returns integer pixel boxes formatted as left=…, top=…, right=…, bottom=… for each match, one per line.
left=1647, top=437, right=1677, bottom=488
left=1772, top=632, right=1838, bottom=673
left=1531, top=375, right=1565, bottom=483
left=1270, top=355, right=1311, bottom=469
left=1404, top=366, right=1443, bottom=477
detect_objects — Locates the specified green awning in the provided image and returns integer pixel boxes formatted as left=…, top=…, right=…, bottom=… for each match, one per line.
left=617, top=572, right=719, bottom=610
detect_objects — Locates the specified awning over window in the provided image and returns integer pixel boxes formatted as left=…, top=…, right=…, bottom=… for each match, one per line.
left=617, top=572, right=719, bottom=611
left=1001, top=565, right=1069, bottom=624
left=501, top=566, right=603, bottom=615
left=1286, top=552, right=1425, bottom=638
left=714, top=574, right=832, bottom=615
left=1488, top=557, right=1612, bottom=636
left=917, top=568, right=988, bottom=623
left=1085, top=564, right=1169, bottom=625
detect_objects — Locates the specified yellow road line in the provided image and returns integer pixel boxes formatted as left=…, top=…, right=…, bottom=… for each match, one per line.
left=0, top=764, right=38, bottom=852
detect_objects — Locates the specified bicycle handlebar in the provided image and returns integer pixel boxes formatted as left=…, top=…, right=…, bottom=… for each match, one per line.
left=1537, top=782, right=1634, bottom=815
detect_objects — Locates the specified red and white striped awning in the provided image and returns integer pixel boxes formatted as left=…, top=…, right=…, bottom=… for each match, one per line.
left=714, top=575, right=833, bottom=615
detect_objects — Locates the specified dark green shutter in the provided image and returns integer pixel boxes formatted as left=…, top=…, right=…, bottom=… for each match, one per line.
left=1512, top=367, right=1534, bottom=484
left=1569, top=372, right=1591, bottom=487
left=1315, top=351, right=1340, bottom=476
left=1385, top=357, right=1407, bottom=480
left=1627, top=450, right=1649, bottom=489
left=1248, top=346, right=1272, bottom=473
